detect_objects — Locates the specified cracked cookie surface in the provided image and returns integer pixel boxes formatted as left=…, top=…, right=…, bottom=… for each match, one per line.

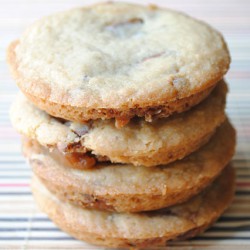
left=7, top=2, right=230, bottom=123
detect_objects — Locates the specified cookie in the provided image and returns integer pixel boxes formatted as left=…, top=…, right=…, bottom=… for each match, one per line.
left=23, top=120, right=235, bottom=212
left=7, top=2, right=230, bottom=125
left=11, top=80, right=227, bottom=167
left=32, top=165, right=235, bottom=248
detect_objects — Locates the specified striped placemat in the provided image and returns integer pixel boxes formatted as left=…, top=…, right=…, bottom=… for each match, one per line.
left=1, top=0, right=250, bottom=249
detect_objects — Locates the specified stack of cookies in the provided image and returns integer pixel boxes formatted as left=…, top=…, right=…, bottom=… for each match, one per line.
left=8, top=2, right=236, bottom=248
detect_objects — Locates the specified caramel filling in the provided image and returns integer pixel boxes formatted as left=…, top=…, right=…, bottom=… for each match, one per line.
left=25, top=138, right=108, bottom=170
left=53, top=148, right=110, bottom=170
left=64, top=152, right=96, bottom=169
left=115, top=116, right=131, bottom=128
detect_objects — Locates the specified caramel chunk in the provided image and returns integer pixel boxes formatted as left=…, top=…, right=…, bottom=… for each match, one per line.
left=65, top=152, right=96, bottom=170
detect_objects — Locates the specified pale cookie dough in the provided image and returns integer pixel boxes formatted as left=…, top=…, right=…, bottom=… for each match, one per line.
left=23, top=121, right=236, bottom=212
left=11, top=80, right=227, bottom=167
left=7, top=2, right=230, bottom=123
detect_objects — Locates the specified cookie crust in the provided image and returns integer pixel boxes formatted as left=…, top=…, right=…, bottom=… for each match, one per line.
left=11, top=81, right=227, bottom=167
left=7, top=2, right=230, bottom=122
left=24, top=121, right=236, bottom=212
left=32, top=165, right=235, bottom=248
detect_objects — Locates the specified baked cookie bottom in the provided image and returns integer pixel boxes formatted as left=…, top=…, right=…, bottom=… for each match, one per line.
left=32, top=165, right=235, bottom=248
left=22, top=83, right=214, bottom=127
left=23, top=120, right=236, bottom=213
left=11, top=81, right=227, bottom=167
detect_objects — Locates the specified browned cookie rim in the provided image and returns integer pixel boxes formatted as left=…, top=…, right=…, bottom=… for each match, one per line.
left=10, top=81, right=227, bottom=167
left=24, top=120, right=236, bottom=213
left=32, top=165, right=235, bottom=248
left=8, top=40, right=216, bottom=124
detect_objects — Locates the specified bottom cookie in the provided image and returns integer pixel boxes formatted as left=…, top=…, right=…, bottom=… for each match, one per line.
left=32, top=165, right=235, bottom=248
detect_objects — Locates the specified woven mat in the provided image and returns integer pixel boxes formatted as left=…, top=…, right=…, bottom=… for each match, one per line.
left=1, top=0, right=250, bottom=249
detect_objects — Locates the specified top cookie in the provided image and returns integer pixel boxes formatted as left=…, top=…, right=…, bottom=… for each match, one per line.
left=7, top=2, right=230, bottom=123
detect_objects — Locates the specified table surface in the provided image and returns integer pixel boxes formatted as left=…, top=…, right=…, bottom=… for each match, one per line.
left=1, top=0, right=250, bottom=249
